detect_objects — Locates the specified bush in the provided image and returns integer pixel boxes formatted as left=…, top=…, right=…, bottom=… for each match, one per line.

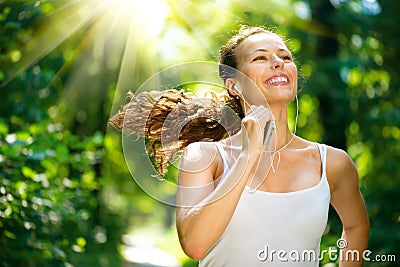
left=0, top=117, right=119, bottom=266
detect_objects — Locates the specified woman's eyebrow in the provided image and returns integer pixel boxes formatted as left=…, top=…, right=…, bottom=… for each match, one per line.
left=245, top=48, right=289, bottom=60
left=246, top=48, right=268, bottom=60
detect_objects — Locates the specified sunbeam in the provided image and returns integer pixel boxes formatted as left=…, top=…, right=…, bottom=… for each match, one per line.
left=3, top=0, right=170, bottom=88
left=101, top=0, right=170, bottom=38
left=2, top=0, right=109, bottom=86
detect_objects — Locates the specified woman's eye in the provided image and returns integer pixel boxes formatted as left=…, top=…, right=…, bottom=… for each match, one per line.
left=282, top=55, right=292, bottom=61
left=253, top=56, right=266, bottom=61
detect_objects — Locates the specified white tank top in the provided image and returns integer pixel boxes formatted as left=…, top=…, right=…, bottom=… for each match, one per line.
left=199, top=143, right=330, bottom=267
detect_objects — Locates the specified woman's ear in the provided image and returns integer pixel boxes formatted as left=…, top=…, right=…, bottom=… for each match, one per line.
left=225, top=79, right=238, bottom=96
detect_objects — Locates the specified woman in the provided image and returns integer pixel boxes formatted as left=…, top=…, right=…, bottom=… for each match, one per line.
left=109, top=25, right=369, bottom=266
left=175, top=26, right=369, bottom=266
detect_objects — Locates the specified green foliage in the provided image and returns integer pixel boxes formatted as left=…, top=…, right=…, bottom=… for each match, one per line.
left=1, top=0, right=399, bottom=266
left=0, top=117, right=121, bottom=266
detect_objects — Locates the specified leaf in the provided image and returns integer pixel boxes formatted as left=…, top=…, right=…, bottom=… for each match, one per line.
left=55, top=144, right=69, bottom=162
left=76, top=237, right=86, bottom=248
left=21, top=166, right=36, bottom=179
left=4, top=230, right=16, bottom=239
left=0, top=120, right=8, bottom=135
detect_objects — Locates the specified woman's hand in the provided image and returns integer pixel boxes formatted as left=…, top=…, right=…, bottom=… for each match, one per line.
left=241, top=105, right=273, bottom=158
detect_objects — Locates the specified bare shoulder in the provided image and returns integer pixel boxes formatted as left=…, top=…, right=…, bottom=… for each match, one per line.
left=179, top=141, right=222, bottom=177
left=325, top=145, right=359, bottom=192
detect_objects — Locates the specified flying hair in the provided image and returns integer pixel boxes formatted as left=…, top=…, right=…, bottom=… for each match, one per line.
left=108, top=25, right=301, bottom=176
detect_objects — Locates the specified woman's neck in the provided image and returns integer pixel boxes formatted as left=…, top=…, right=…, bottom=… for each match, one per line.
left=269, top=103, right=293, bottom=149
left=242, top=102, right=293, bottom=150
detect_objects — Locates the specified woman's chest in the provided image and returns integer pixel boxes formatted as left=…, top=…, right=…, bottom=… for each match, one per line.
left=249, top=149, right=322, bottom=193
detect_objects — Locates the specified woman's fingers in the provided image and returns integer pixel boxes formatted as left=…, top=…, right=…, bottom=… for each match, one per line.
left=243, top=105, right=273, bottom=127
left=241, top=105, right=274, bottom=156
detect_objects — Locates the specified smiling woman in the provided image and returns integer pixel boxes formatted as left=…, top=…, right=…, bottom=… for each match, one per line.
left=108, top=25, right=369, bottom=266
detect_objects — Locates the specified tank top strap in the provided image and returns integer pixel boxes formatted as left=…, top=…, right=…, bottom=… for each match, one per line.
left=316, top=143, right=327, bottom=180
left=215, top=142, right=229, bottom=178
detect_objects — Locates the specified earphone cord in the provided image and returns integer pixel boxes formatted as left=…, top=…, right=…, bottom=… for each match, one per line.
left=232, top=87, right=299, bottom=193
left=238, top=89, right=299, bottom=155
left=242, top=93, right=299, bottom=194
left=263, top=94, right=298, bottom=173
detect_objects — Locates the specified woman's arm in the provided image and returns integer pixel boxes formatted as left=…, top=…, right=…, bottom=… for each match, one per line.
left=176, top=105, right=270, bottom=260
left=176, top=142, right=256, bottom=260
left=328, top=147, right=370, bottom=267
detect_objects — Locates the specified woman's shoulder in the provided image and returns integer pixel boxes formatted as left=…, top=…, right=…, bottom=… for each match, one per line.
left=183, top=141, right=221, bottom=156
left=322, top=143, right=354, bottom=166
left=322, top=144, right=358, bottom=192
left=299, top=138, right=352, bottom=162
left=309, top=141, right=355, bottom=174
left=294, top=138, right=357, bottom=187
left=180, top=141, right=222, bottom=175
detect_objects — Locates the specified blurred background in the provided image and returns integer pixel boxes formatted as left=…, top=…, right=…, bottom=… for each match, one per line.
left=0, top=0, right=399, bottom=266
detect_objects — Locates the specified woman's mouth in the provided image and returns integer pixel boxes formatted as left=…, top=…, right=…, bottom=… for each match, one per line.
left=265, top=74, right=289, bottom=86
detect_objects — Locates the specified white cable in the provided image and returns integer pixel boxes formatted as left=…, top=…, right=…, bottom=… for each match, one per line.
left=251, top=94, right=299, bottom=192
left=263, top=94, right=298, bottom=174
left=230, top=85, right=299, bottom=193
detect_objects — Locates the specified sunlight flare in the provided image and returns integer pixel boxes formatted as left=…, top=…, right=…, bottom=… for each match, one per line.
left=3, top=0, right=170, bottom=87
left=101, top=0, right=170, bottom=38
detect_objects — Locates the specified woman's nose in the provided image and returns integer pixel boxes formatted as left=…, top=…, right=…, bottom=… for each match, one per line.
left=271, top=57, right=284, bottom=70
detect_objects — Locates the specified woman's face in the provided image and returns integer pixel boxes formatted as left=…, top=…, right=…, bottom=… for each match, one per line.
left=234, top=33, right=298, bottom=105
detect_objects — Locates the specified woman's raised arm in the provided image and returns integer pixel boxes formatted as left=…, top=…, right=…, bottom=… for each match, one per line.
left=176, top=141, right=253, bottom=260
left=176, top=105, right=271, bottom=260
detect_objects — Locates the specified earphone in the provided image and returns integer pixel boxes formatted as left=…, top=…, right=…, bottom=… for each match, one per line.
left=232, top=84, right=241, bottom=96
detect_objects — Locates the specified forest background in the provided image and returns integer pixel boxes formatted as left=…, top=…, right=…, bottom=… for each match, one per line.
left=0, top=0, right=399, bottom=266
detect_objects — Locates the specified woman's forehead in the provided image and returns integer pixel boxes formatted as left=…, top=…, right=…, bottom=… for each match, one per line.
left=237, top=33, right=288, bottom=56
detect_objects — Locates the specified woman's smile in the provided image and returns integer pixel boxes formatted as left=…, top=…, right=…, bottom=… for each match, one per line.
left=265, top=74, right=289, bottom=86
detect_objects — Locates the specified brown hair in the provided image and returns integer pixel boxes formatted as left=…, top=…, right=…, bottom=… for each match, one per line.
left=109, top=25, right=282, bottom=175
left=109, top=90, right=241, bottom=175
